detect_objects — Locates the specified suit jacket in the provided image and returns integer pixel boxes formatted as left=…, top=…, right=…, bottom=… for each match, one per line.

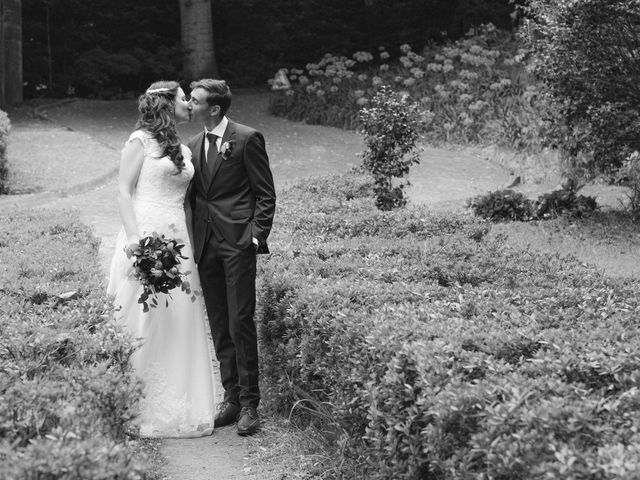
left=187, top=120, right=276, bottom=262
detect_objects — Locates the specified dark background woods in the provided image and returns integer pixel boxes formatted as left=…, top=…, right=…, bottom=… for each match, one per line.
left=22, top=0, right=514, bottom=98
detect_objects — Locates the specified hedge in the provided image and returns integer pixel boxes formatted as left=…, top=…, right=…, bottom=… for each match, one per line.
left=0, top=210, right=147, bottom=479
left=257, top=172, right=640, bottom=479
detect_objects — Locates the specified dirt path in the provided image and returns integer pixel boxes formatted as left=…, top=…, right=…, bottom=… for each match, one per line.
left=1, top=92, right=631, bottom=478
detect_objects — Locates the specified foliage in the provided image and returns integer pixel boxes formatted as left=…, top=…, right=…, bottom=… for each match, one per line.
left=270, top=25, right=552, bottom=155
left=466, top=188, right=534, bottom=221
left=468, top=187, right=598, bottom=221
left=257, top=171, right=640, bottom=478
left=521, top=0, right=640, bottom=177
left=616, top=150, right=640, bottom=219
left=21, top=0, right=515, bottom=96
left=0, top=110, right=9, bottom=194
left=360, top=86, right=421, bottom=210
left=0, top=210, right=147, bottom=478
left=22, top=0, right=181, bottom=98
left=535, top=188, right=597, bottom=219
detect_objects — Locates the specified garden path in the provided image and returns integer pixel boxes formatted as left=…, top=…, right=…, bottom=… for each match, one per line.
left=1, top=91, right=627, bottom=478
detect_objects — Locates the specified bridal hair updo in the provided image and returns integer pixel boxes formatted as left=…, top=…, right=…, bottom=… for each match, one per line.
left=136, top=80, right=185, bottom=173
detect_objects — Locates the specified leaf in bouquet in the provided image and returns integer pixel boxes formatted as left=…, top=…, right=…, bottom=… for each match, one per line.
left=142, top=302, right=149, bottom=312
left=191, top=295, right=196, bottom=303
left=183, top=271, right=191, bottom=276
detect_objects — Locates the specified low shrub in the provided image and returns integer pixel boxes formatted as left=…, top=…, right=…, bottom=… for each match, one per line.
left=466, top=188, right=534, bottom=221
left=535, top=188, right=598, bottom=219
left=257, top=171, right=640, bottom=478
left=468, top=187, right=598, bottom=222
left=617, top=150, right=640, bottom=218
left=0, top=210, right=147, bottom=478
left=0, top=109, right=10, bottom=195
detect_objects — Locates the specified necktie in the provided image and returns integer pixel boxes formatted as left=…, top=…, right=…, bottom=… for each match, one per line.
left=206, top=132, right=218, bottom=166
left=207, top=132, right=218, bottom=177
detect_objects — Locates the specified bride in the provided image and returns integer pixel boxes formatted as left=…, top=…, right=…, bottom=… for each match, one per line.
left=107, top=80, right=215, bottom=438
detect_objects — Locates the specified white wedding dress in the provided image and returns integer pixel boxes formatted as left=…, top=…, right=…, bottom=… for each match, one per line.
left=107, top=130, right=215, bottom=438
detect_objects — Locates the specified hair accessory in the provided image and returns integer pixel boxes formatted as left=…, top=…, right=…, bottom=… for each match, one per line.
left=146, top=87, right=172, bottom=94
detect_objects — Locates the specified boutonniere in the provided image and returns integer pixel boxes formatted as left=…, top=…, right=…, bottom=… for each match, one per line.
left=220, top=140, right=235, bottom=159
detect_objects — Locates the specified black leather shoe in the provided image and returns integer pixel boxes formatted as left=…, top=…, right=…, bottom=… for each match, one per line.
left=236, top=407, right=260, bottom=436
left=214, top=401, right=241, bottom=428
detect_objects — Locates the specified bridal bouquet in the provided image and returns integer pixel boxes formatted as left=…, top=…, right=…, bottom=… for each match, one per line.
left=125, top=232, right=195, bottom=312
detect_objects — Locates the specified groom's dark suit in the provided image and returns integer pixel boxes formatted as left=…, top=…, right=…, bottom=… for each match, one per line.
left=188, top=119, right=275, bottom=410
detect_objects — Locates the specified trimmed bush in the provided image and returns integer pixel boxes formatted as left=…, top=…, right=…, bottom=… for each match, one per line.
left=0, top=109, right=9, bottom=195
left=0, top=210, right=147, bottom=478
left=257, top=171, right=640, bottom=478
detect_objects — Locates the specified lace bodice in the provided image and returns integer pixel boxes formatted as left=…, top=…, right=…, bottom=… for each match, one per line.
left=126, top=130, right=193, bottom=237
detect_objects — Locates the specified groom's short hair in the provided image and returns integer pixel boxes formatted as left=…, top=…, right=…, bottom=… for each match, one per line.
left=190, top=79, right=232, bottom=117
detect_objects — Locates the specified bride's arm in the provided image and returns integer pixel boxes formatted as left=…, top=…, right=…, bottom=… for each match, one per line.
left=184, top=182, right=195, bottom=247
left=117, top=139, right=144, bottom=247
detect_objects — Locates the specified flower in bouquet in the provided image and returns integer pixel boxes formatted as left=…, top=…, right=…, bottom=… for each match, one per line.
left=125, top=232, right=197, bottom=312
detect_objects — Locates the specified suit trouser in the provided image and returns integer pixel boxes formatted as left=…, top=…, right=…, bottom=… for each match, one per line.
left=198, top=234, right=259, bottom=409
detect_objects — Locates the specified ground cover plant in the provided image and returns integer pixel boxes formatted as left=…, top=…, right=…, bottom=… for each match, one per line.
left=0, top=209, right=148, bottom=478
left=257, top=171, right=640, bottom=479
left=269, top=24, right=551, bottom=157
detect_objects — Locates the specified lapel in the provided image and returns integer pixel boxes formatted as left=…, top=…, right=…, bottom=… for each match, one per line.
left=207, top=120, right=236, bottom=195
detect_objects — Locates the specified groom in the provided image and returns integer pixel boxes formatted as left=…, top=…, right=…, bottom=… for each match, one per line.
left=187, top=79, right=276, bottom=435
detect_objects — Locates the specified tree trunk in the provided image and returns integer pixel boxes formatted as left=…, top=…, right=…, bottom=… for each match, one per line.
left=0, top=0, right=23, bottom=106
left=179, top=0, right=218, bottom=80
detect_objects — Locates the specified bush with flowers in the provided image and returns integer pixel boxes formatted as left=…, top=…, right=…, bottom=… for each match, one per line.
left=360, top=85, right=421, bottom=210
left=269, top=24, right=553, bottom=157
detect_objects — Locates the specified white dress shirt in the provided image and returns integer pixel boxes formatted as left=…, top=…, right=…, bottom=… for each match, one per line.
left=204, top=116, right=228, bottom=156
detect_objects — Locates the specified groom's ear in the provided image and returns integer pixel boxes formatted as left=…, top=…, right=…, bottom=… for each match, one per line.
left=209, top=104, right=221, bottom=117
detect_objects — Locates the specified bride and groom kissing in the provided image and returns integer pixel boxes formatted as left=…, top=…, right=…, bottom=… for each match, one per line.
left=107, top=79, right=276, bottom=438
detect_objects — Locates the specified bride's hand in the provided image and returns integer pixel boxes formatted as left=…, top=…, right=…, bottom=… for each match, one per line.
left=125, top=236, right=141, bottom=258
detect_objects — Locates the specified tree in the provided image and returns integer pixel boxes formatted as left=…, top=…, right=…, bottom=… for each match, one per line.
left=523, top=0, right=640, bottom=177
left=178, top=0, right=218, bottom=80
left=0, top=0, right=23, bottom=106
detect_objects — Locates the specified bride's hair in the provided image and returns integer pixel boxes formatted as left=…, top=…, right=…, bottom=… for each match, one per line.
left=136, top=80, right=184, bottom=173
